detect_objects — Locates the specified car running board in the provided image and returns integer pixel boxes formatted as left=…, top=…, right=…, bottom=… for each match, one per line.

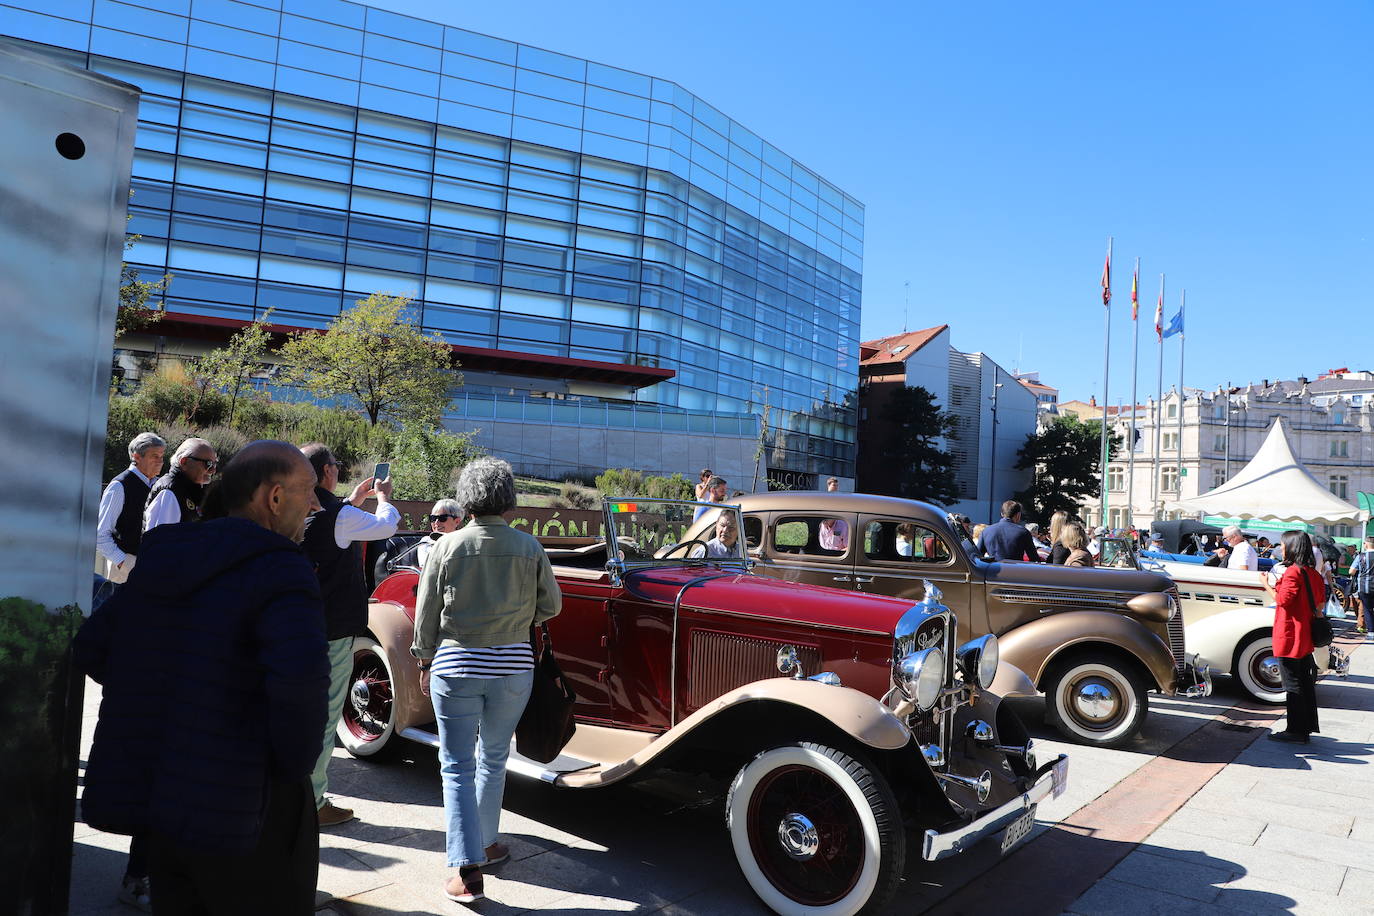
left=397, top=726, right=602, bottom=784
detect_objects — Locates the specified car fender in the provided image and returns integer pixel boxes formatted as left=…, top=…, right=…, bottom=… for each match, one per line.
left=365, top=598, right=432, bottom=734
left=1183, top=605, right=1275, bottom=673
left=997, top=611, right=1176, bottom=693
left=558, top=679, right=911, bottom=789
left=988, top=660, right=1038, bottom=699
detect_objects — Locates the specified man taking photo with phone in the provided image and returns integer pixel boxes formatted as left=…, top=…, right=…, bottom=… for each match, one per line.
left=300, top=444, right=401, bottom=827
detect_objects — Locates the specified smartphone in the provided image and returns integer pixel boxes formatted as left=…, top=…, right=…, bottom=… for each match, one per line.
left=373, top=461, right=390, bottom=482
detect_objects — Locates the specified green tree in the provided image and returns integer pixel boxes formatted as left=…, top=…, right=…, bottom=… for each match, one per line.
left=278, top=293, right=457, bottom=426
left=880, top=385, right=962, bottom=505
left=1013, top=416, right=1122, bottom=521
left=192, top=310, right=275, bottom=424
left=116, top=196, right=172, bottom=338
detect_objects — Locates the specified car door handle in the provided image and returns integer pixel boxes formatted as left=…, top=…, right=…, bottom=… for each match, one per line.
left=853, top=576, right=874, bottom=584
left=832, top=575, right=852, bottom=582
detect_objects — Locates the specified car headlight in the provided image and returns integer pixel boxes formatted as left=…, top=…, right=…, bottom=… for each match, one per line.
left=897, top=647, right=945, bottom=711
left=956, top=633, right=999, bottom=690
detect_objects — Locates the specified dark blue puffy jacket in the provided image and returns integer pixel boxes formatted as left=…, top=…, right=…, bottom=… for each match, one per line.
left=74, top=517, right=329, bottom=854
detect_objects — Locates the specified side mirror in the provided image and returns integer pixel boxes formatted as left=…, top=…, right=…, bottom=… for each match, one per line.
left=605, top=559, right=624, bottom=588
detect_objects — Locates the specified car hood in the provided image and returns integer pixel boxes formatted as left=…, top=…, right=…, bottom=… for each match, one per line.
left=623, top=565, right=919, bottom=636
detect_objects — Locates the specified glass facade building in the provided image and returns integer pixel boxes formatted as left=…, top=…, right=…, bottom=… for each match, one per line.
left=3, top=0, right=863, bottom=476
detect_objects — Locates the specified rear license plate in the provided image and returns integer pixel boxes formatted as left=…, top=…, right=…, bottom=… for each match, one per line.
left=1000, top=804, right=1036, bottom=854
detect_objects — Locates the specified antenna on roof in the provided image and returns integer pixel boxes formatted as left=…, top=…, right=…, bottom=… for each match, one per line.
left=903, top=280, right=909, bottom=332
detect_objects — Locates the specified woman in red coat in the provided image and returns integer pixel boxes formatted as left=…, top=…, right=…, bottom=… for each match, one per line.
left=1261, top=530, right=1323, bottom=744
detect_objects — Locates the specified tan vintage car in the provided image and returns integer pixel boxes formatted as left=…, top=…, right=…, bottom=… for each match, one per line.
left=693, top=493, right=1210, bottom=748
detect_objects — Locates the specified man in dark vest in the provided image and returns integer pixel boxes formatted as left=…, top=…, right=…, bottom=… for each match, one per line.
left=96, top=432, right=165, bottom=585
left=144, top=437, right=218, bottom=531
left=300, top=443, right=399, bottom=827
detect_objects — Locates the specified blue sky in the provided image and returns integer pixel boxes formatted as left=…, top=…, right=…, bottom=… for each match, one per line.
left=389, top=0, right=1374, bottom=402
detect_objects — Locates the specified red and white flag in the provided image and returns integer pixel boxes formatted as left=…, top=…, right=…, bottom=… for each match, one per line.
left=1154, top=288, right=1164, bottom=338
left=1131, top=263, right=1139, bottom=321
left=1101, top=247, right=1112, bottom=306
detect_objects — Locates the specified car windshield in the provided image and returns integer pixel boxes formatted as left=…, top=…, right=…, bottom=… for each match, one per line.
left=605, top=498, right=748, bottom=570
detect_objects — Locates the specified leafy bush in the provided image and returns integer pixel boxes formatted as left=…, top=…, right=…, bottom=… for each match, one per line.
left=104, top=395, right=149, bottom=479
left=594, top=468, right=643, bottom=497
left=644, top=472, right=694, bottom=500
left=385, top=423, right=483, bottom=501
left=197, top=425, right=250, bottom=467
left=132, top=365, right=225, bottom=428
left=556, top=482, right=598, bottom=509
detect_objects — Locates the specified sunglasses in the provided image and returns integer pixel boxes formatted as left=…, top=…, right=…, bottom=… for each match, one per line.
left=430, top=514, right=458, bottom=523
left=186, top=456, right=219, bottom=471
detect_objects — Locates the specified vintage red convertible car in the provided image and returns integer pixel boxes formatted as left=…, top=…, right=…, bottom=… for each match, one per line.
left=342, top=499, right=1067, bottom=915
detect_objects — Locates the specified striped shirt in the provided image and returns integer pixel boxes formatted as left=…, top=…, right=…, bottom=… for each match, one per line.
left=431, top=642, right=535, bottom=679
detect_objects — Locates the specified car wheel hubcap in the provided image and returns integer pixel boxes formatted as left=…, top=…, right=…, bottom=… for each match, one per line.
left=350, top=679, right=371, bottom=712
left=1072, top=679, right=1120, bottom=722
left=777, top=813, right=819, bottom=861
left=1256, top=655, right=1282, bottom=689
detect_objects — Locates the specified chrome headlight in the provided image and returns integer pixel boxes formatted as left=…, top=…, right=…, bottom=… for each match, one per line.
left=897, top=647, right=945, bottom=711
left=956, top=633, right=999, bottom=690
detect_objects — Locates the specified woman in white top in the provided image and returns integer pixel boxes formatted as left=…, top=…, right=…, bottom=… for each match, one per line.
left=416, top=499, right=464, bottom=569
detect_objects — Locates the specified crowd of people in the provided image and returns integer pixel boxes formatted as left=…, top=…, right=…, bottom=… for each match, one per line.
left=84, top=435, right=559, bottom=912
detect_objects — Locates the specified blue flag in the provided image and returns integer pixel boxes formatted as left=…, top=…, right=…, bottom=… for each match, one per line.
left=1163, top=306, right=1184, bottom=339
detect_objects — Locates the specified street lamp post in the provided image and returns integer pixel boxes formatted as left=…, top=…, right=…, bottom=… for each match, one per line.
left=987, top=375, right=1003, bottom=523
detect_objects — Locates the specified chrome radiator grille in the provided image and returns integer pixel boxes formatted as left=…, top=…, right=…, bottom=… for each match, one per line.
left=1166, top=588, right=1187, bottom=673
left=688, top=630, right=820, bottom=703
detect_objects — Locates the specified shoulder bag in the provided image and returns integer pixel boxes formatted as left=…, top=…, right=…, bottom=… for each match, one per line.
left=1301, top=569, right=1334, bottom=648
left=515, top=623, right=578, bottom=763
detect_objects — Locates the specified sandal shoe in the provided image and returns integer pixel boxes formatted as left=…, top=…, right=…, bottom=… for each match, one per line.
left=445, top=867, right=484, bottom=904
left=482, top=841, right=510, bottom=867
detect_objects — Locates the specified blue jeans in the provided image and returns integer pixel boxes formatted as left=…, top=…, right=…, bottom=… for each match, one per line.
left=431, top=670, right=534, bottom=867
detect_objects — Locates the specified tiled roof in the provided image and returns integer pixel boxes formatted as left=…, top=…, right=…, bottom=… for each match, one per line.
left=859, top=325, right=949, bottom=366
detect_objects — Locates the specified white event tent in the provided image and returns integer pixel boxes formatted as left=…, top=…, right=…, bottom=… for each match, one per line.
left=1166, top=417, right=1365, bottom=526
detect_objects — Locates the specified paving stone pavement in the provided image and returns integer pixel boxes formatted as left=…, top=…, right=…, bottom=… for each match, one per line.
left=68, top=629, right=1374, bottom=915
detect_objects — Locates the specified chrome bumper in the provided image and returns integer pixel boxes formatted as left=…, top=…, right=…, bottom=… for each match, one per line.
left=1177, top=655, right=1213, bottom=698
left=922, top=754, right=1068, bottom=861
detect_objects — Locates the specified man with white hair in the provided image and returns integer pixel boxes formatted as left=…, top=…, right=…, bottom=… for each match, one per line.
left=1215, top=525, right=1258, bottom=571
left=144, top=437, right=218, bottom=531
left=96, top=432, right=165, bottom=584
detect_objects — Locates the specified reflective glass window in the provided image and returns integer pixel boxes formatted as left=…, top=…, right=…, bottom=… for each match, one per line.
left=285, top=0, right=365, bottom=29
left=272, top=121, right=353, bottom=158
left=437, top=101, right=513, bottom=138
left=275, top=67, right=359, bottom=107
left=508, top=166, right=576, bottom=197
left=274, top=92, right=354, bottom=130
left=361, top=58, right=439, bottom=97
left=641, top=240, right=684, bottom=269
left=432, top=175, right=505, bottom=210
left=439, top=76, right=514, bottom=112
left=572, top=325, right=631, bottom=352
left=92, top=27, right=186, bottom=71
left=578, top=179, right=640, bottom=211
left=170, top=271, right=257, bottom=305
left=174, top=186, right=262, bottom=224
left=587, top=62, right=649, bottom=97
left=138, top=95, right=181, bottom=127
left=349, top=215, right=426, bottom=249
left=574, top=252, right=637, bottom=281
left=584, top=109, right=647, bottom=143
left=365, top=7, right=442, bottom=47
left=280, top=14, right=363, bottom=54
left=510, top=142, right=575, bottom=173
left=192, top=0, right=278, bottom=34
left=7, top=9, right=89, bottom=52
left=277, top=38, right=361, bottom=79
left=573, top=276, right=636, bottom=305
left=94, top=0, right=188, bottom=42
left=441, top=52, right=515, bottom=88
left=362, top=33, right=440, bottom=73
left=428, top=253, right=499, bottom=285
left=258, top=254, right=344, bottom=286
left=423, top=303, right=498, bottom=334
left=578, top=204, right=638, bottom=234
left=269, top=147, right=352, bottom=183
left=267, top=173, right=350, bottom=209
left=516, top=45, right=585, bottom=81
left=500, top=289, right=568, bottom=319
left=435, top=150, right=506, bottom=184
left=262, top=227, right=345, bottom=261
left=348, top=164, right=428, bottom=199
left=176, top=158, right=265, bottom=195
left=507, top=190, right=575, bottom=222
left=585, top=85, right=649, bottom=120
left=503, top=264, right=566, bottom=295
left=128, top=209, right=171, bottom=238
left=169, top=240, right=258, bottom=277
left=576, top=227, right=637, bottom=256
left=179, top=132, right=267, bottom=168
left=125, top=237, right=167, bottom=267
left=182, top=102, right=268, bottom=140
left=355, top=135, right=433, bottom=172
left=431, top=201, right=503, bottom=234
left=258, top=281, right=343, bottom=316
left=505, top=240, right=570, bottom=270
left=430, top=228, right=501, bottom=260
left=137, top=123, right=178, bottom=153
left=513, top=93, right=582, bottom=128
left=188, top=20, right=276, bottom=61
left=343, top=266, right=421, bottom=298
left=347, top=241, right=425, bottom=274
left=425, top=277, right=498, bottom=308
left=500, top=315, right=569, bottom=344
left=357, top=85, right=437, bottom=123
left=92, top=56, right=185, bottom=97
left=444, top=28, right=516, bottom=65
left=186, top=47, right=276, bottom=89
left=349, top=187, right=428, bottom=222
left=171, top=214, right=259, bottom=250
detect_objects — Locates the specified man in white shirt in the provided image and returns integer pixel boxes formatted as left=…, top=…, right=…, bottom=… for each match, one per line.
left=300, top=444, right=400, bottom=827
left=693, top=476, right=728, bottom=522
left=1216, top=525, right=1259, bottom=571
left=96, top=432, right=166, bottom=584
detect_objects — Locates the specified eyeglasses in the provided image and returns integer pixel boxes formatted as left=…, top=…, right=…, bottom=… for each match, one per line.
left=186, top=456, right=218, bottom=471
left=430, top=514, right=458, bottom=523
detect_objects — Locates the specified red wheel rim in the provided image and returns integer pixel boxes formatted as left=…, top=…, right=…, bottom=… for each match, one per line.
left=746, top=764, right=864, bottom=906
left=343, top=650, right=393, bottom=742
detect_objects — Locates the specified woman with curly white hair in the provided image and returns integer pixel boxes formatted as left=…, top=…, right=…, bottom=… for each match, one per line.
left=411, top=457, right=561, bottom=904
left=416, top=498, right=464, bottom=569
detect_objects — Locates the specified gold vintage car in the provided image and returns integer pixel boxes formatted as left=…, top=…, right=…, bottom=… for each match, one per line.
left=685, top=493, right=1210, bottom=747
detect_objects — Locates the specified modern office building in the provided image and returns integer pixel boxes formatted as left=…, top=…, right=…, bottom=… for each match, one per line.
left=2, top=0, right=863, bottom=486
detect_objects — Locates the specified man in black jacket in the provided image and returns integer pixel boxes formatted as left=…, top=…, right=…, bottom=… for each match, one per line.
left=75, top=441, right=329, bottom=915
left=300, top=443, right=399, bottom=827
left=143, top=436, right=217, bottom=530
left=980, top=500, right=1043, bottom=563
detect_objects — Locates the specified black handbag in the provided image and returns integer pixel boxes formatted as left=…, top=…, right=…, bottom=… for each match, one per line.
left=1301, top=571, right=1334, bottom=648
left=515, top=623, right=577, bottom=763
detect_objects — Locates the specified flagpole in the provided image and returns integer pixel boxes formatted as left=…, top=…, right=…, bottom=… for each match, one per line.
left=1099, top=237, right=1113, bottom=528
left=1151, top=273, right=1165, bottom=522
left=1127, top=257, right=1140, bottom=533
left=1176, top=289, right=1186, bottom=507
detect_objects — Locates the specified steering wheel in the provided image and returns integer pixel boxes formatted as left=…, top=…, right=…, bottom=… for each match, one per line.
left=657, top=538, right=712, bottom=559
